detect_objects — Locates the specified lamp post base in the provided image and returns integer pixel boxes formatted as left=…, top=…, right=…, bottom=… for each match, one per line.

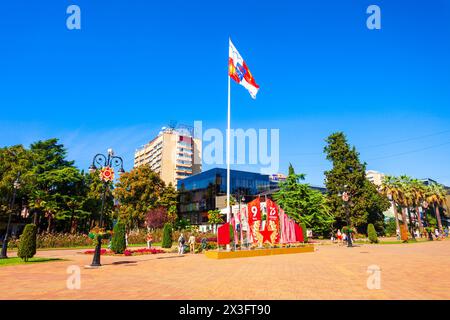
left=0, top=240, right=8, bottom=259
left=90, top=237, right=102, bottom=267
left=347, top=232, right=353, bottom=247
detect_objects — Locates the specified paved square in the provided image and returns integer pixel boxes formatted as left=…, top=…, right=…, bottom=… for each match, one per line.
left=1, top=240, right=449, bottom=299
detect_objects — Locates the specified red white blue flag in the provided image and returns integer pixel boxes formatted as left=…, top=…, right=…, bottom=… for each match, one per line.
left=228, top=39, right=260, bottom=99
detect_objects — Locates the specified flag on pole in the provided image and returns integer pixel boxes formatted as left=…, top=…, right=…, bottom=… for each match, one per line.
left=228, top=39, right=260, bottom=99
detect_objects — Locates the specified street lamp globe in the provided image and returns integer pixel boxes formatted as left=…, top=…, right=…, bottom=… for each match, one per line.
left=108, top=148, right=114, bottom=156
left=89, top=164, right=97, bottom=174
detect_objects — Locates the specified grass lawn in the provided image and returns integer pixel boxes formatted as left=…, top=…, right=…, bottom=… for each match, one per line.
left=355, top=238, right=431, bottom=245
left=0, top=257, right=62, bottom=267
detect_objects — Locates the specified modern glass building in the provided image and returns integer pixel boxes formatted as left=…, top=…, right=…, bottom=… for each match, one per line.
left=177, top=168, right=276, bottom=224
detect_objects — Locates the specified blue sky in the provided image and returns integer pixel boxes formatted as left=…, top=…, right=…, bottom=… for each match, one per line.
left=1, top=0, right=449, bottom=186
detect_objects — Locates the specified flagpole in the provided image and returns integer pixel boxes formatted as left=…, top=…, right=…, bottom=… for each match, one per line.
left=227, top=74, right=231, bottom=224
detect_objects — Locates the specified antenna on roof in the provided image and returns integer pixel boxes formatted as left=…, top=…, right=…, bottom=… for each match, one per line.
left=169, top=120, right=177, bottom=129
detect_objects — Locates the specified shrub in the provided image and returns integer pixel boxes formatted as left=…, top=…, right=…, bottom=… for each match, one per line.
left=367, top=223, right=378, bottom=243
left=300, top=223, right=307, bottom=242
left=8, top=233, right=108, bottom=249
left=162, top=223, right=173, bottom=248
left=127, top=229, right=148, bottom=244
left=110, top=222, right=126, bottom=253
left=17, top=224, right=37, bottom=262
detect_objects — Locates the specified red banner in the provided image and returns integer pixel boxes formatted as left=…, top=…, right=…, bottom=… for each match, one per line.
left=294, top=223, right=304, bottom=243
left=266, top=198, right=279, bottom=243
left=248, top=198, right=261, bottom=225
left=217, top=223, right=230, bottom=245
left=247, top=198, right=261, bottom=244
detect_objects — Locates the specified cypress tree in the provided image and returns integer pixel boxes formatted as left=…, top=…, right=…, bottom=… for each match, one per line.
left=18, top=224, right=37, bottom=262
left=162, top=223, right=173, bottom=248
left=367, top=223, right=378, bottom=243
left=110, top=222, right=126, bottom=253
left=324, top=132, right=389, bottom=232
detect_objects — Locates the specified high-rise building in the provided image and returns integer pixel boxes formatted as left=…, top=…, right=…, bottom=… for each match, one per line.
left=366, top=170, right=385, bottom=186
left=134, top=126, right=202, bottom=187
left=366, top=170, right=395, bottom=219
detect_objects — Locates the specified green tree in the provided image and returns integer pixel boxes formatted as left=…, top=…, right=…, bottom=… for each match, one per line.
left=384, top=218, right=397, bottom=237
left=425, top=182, right=446, bottom=232
left=367, top=223, right=378, bottom=243
left=324, top=132, right=390, bottom=232
left=114, top=165, right=172, bottom=229
left=162, top=223, right=173, bottom=248
left=0, top=145, right=33, bottom=223
left=27, top=139, right=83, bottom=233
left=159, top=183, right=178, bottom=223
left=380, top=175, right=402, bottom=235
left=83, top=171, right=114, bottom=232
left=110, top=221, right=126, bottom=253
left=273, top=165, right=334, bottom=236
left=207, top=209, right=224, bottom=234
left=17, top=224, right=37, bottom=262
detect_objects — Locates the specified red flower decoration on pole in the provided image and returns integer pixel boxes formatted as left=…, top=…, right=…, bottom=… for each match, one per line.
left=99, top=166, right=114, bottom=182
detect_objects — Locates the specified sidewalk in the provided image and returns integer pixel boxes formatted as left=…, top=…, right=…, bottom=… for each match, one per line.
left=1, top=240, right=449, bottom=299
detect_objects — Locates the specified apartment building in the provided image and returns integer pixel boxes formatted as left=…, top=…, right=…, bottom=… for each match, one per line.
left=134, top=126, right=202, bottom=187
left=366, top=170, right=385, bottom=186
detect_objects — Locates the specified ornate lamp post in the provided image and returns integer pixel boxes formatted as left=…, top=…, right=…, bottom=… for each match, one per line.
left=339, top=185, right=353, bottom=248
left=0, top=173, right=21, bottom=259
left=407, top=207, right=416, bottom=241
left=88, top=148, right=125, bottom=267
left=422, top=201, right=433, bottom=240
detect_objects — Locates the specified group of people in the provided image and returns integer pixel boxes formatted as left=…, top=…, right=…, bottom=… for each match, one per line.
left=330, top=229, right=353, bottom=245
left=396, top=227, right=449, bottom=240
left=145, top=231, right=209, bottom=255
left=177, top=233, right=199, bottom=255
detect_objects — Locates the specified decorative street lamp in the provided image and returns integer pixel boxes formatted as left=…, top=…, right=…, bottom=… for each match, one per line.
left=88, top=148, right=125, bottom=267
left=407, top=207, right=416, bottom=241
left=422, top=201, right=433, bottom=240
left=0, top=173, right=21, bottom=259
left=339, top=185, right=353, bottom=248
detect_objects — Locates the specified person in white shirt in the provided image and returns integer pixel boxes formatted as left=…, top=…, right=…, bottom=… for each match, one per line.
left=188, top=234, right=196, bottom=254
left=415, top=229, right=420, bottom=238
left=178, top=233, right=185, bottom=255
left=434, top=228, right=440, bottom=239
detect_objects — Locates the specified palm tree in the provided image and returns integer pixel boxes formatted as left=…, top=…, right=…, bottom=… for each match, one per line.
left=380, top=175, right=401, bottom=234
left=426, top=183, right=446, bottom=233
left=398, top=175, right=416, bottom=240
left=410, top=178, right=426, bottom=234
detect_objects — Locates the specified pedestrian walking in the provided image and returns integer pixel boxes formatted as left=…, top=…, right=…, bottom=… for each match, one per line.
left=146, top=233, right=153, bottom=249
left=415, top=229, right=420, bottom=239
left=337, top=229, right=342, bottom=244
left=188, top=234, right=196, bottom=254
left=178, top=233, right=185, bottom=255
left=435, top=228, right=440, bottom=240
left=201, top=236, right=207, bottom=251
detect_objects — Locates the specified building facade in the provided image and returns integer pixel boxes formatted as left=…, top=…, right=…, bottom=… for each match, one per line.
left=134, top=126, right=202, bottom=187
left=366, top=170, right=396, bottom=219
left=366, top=170, right=385, bottom=186
left=177, top=168, right=277, bottom=225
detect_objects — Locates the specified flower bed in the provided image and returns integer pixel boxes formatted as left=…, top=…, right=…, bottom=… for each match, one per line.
left=83, top=248, right=165, bottom=256
left=8, top=233, right=104, bottom=249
